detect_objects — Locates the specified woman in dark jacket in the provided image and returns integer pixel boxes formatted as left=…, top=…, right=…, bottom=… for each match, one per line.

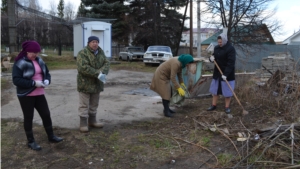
left=12, top=41, right=63, bottom=151
left=207, top=34, right=236, bottom=114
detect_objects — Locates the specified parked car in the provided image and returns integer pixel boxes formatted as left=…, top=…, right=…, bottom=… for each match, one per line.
left=119, top=47, right=144, bottom=61
left=143, top=46, right=173, bottom=65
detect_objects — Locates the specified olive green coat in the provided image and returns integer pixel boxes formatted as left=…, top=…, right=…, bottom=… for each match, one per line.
left=150, top=57, right=183, bottom=100
left=77, top=46, right=110, bottom=93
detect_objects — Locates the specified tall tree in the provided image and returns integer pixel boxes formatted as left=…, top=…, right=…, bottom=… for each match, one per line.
left=129, top=0, right=187, bottom=52
left=48, top=0, right=57, bottom=16
left=57, top=0, right=65, bottom=55
left=79, top=0, right=130, bottom=45
left=203, top=0, right=281, bottom=44
left=28, top=0, right=42, bottom=10
left=76, top=2, right=86, bottom=18
left=64, top=2, right=75, bottom=21
left=1, top=0, right=8, bottom=14
left=57, top=0, right=64, bottom=19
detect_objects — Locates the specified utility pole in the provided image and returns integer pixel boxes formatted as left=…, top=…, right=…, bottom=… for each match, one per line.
left=189, top=0, right=193, bottom=56
left=197, top=0, right=201, bottom=58
left=154, top=2, right=158, bottom=45
left=175, top=1, right=189, bottom=56
left=8, top=0, right=16, bottom=53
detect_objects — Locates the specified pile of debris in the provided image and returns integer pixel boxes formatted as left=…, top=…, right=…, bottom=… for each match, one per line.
left=256, top=52, right=299, bottom=82
left=255, top=52, right=300, bottom=96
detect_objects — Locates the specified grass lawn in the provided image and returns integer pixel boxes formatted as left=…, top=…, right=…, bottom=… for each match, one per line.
left=42, top=54, right=157, bottom=72
left=38, top=49, right=157, bottom=72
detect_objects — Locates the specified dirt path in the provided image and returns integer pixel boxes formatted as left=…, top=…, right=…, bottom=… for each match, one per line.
left=1, top=69, right=167, bottom=129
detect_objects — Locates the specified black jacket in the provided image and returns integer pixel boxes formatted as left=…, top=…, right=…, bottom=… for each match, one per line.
left=12, top=56, right=51, bottom=97
left=212, top=42, right=236, bottom=81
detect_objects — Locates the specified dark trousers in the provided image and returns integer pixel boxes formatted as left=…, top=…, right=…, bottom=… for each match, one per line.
left=18, top=95, right=52, bottom=132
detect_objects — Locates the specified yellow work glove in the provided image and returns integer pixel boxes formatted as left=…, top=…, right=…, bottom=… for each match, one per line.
left=177, top=87, right=185, bottom=96
left=180, top=83, right=186, bottom=90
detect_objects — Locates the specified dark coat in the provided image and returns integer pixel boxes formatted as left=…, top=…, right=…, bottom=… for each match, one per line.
left=12, top=56, right=51, bottom=97
left=212, top=42, right=236, bottom=81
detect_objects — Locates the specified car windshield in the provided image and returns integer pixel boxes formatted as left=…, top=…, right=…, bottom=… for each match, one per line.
left=147, top=46, right=171, bottom=52
left=128, top=48, right=144, bottom=52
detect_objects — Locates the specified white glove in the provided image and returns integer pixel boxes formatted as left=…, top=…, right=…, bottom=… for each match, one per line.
left=209, top=55, right=215, bottom=62
left=222, top=75, right=227, bottom=81
left=44, top=79, right=49, bottom=87
left=35, top=81, right=45, bottom=87
left=98, top=72, right=107, bottom=83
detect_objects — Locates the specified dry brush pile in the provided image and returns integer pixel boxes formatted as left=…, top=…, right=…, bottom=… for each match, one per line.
left=184, top=65, right=300, bottom=168
left=213, top=67, right=300, bottom=168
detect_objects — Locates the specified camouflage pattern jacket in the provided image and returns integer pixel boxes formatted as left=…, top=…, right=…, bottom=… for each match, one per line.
left=77, top=46, right=110, bottom=93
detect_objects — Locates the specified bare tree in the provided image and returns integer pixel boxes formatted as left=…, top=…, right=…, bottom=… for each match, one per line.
left=0, top=0, right=72, bottom=50
left=203, top=0, right=281, bottom=44
left=28, top=0, right=42, bottom=11
left=64, top=2, right=75, bottom=21
left=201, top=0, right=284, bottom=72
left=16, top=0, right=28, bottom=7
left=48, top=0, right=57, bottom=16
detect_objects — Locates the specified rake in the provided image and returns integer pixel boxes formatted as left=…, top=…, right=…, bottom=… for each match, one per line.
left=214, top=60, right=249, bottom=115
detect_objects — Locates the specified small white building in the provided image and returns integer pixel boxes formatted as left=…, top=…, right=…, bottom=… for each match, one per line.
left=282, top=30, right=300, bottom=45
left=73, top=21, right=112, bottom=58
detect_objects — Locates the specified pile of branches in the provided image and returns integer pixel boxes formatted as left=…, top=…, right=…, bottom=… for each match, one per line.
left=192, top=113, right=300, bottom=168
left=233, top=123, right=300, bottom=169
left=236, top=70, right=300, bottom=122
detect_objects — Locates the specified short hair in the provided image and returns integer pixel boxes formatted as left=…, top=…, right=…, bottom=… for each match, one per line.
left=217, top=36, right=222, bottom=40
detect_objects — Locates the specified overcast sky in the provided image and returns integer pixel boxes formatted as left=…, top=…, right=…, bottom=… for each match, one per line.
left=269, top=0, right=300, bottom=41
left=186, top=0, right=300, bottom=42
left=50, top=0, right=300, bottom=42
left=2, top=0, right=299, bottom=42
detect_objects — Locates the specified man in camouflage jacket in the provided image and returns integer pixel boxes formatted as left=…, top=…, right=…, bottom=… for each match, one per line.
left=77, top=36, right=110, bottom=132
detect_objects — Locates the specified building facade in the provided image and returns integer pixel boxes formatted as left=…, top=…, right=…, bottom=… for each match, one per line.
left=180, top=28, right=219, bottom=47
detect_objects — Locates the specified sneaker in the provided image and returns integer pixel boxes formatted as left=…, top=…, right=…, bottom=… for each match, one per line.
left=207, top=105, right=217, bottom=111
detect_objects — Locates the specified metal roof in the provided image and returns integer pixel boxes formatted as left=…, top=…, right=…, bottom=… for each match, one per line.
left=201, top=30, right=222, bottom=45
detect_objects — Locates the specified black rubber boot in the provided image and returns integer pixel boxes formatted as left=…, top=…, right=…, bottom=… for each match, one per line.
left=169, top=109, right=176, bottom=114
left=207, top=105, right=217, bottom=111
left=45, top=126, right=63, bottom=143
left=162, top=99, right=173, bottom=117
left=26, top=131, right=42, bottom=151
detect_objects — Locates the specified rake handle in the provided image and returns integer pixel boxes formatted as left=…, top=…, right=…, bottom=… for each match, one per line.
left=213, top=60, right=245, bottom=110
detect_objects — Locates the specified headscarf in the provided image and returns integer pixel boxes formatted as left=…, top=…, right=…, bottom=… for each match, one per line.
left=15, top=41, right=41, bottom=61
left=218, top=33, right=228, bottom=47
left=178, top=54, right=194, bottom=68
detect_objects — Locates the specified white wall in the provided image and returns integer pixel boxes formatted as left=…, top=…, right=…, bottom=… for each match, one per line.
left=73, top=24, right=83, bottom=57
left=292, top=33, right=300, bottom=42
left=73, top=21, right=112, bottom=58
